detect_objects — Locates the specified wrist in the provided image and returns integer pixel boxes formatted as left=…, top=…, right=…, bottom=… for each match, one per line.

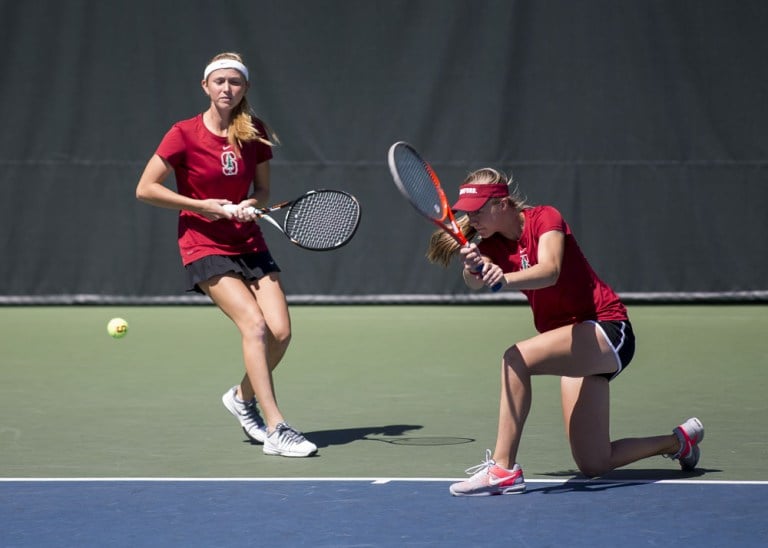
left=463, top=265, right=481, bottom=276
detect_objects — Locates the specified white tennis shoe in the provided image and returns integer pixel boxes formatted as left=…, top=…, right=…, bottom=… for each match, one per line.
left=263, top=422, right=317, bottom=457
left=221, top=386, right=267, bottom=443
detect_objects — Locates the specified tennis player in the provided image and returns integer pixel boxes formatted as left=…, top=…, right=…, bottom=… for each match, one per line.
left=135, top=52, right=317, bottom=458
left=427, top=168, right=703, bottom=495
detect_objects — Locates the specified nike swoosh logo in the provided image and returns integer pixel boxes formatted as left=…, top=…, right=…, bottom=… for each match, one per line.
left=489, top=473, right=520, bottom=486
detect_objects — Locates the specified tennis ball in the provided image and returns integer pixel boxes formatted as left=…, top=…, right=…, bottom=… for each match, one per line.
left=107, top=317, right=128, bottom=339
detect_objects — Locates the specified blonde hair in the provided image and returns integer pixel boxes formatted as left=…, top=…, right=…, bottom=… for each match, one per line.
left=205, top=52, right=279, bottom=151
left=426, top=168, right=528, bottom=267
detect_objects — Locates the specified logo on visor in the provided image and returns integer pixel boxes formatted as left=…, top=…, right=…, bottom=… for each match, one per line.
left=460, top=187, right=478, bottom=195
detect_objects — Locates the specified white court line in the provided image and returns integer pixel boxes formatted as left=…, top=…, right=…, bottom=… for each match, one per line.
left=1, top=477, right=767, bottom=485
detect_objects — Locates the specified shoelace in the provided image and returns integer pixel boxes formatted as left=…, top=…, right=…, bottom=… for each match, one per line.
left=239, top=400, right=265, bottom=429
left=463, top=449, right=495, bottom=476
left=273, top=423, right=306, bottom=445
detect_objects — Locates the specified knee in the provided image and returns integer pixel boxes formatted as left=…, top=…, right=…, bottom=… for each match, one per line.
left=240, top=316, right=269, bottom=343
left=502, top=345, right=519, bottom=365
left=272, top=325, right=291, bottom=348
left=502, top=345, right=527, bottom=372
left=574, top=457, right=611, bottom=478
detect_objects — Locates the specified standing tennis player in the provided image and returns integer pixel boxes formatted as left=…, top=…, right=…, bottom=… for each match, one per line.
left=426, top=168, right=702, bottom=495
left=135, top=52, right=317, bottom=458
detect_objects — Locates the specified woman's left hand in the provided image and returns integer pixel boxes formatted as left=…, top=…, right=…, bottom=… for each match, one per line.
left=481, top=262, right=506, bottom=290
left=230, top=202, right=260, bottom=222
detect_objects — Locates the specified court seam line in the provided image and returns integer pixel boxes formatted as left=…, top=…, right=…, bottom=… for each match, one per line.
left=1, top=477, right=766, bottom=485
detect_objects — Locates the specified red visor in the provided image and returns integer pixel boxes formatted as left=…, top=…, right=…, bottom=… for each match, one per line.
left=452, top=183, right=510, bottom=212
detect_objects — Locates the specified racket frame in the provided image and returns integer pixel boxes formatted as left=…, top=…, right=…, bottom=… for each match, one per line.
left=387, top=142, right=468, bottom=246
left=223, top=189, right=361, bottom=251
left=387, top=141, right=503, bottom=291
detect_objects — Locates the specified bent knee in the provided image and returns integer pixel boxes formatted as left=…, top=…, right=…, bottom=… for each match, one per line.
left=575, top=458, right=612, bottom=478
left=239, top=316, right=269, bottom=342
left=272, top=327, right=291, bottom=347
left=502, top=345, right=533, bottom=376
left=502, top=345, right=524, bottom=367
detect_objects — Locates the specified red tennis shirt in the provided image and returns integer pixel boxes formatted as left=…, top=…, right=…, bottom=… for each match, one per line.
left=478, top=205, right=627, bottom=333
left=156, top=114, right=274, bottom=265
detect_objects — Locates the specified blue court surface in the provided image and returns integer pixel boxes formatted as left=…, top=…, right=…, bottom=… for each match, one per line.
left=2, top=478, right=766, bottom=547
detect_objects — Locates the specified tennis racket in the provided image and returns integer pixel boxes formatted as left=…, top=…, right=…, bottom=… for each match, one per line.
left=387, top=141, right=502, bottom=291
left=223, top=189, right=361, bottom=251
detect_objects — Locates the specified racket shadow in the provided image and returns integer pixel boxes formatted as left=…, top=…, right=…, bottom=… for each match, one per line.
left=365, top=436, right=475, bottom=447
left=291, top=424, right=425, bottom=449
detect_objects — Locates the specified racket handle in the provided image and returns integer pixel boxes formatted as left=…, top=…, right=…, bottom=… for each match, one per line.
left=222, top=204, right=257, bottom=215
left=469, top=265, right=504, bottom=292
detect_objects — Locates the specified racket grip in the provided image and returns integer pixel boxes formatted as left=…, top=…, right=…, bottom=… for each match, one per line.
left=222, top=204, right=257, bottom=215
left=470, top=265, right=503, bottom=292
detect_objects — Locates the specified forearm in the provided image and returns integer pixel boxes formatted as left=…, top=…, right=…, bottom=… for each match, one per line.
left=137, top=183, right=203, bottom=213
left=247, top=186, right=270, bottom=207
left=501, top=263, right=560, bottom=291
left=247, top=162, right=271, bottom=207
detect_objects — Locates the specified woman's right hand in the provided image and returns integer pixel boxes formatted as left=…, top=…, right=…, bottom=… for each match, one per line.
left=459, top=243, right=484, bottom=274
left=197, top=199, right=234, bottom=221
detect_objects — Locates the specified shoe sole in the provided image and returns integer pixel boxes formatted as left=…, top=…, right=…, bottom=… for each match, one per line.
left=449, top=484, right=526, bottom=496
left=263, top=446, right=318, bottom=458
left=222, top=391, right=267, bottom=444
left=680, top=446, right=700, bottom=471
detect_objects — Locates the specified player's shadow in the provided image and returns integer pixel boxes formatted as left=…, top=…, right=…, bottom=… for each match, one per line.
left=247, top=424, right=426, bottom=448
left=545, top=467, right=715, bottom=481
left=529, top=467, right=718, bottom=494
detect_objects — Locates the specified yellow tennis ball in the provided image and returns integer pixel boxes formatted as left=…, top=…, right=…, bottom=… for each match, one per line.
left=107, top=317, right=128, bottom=339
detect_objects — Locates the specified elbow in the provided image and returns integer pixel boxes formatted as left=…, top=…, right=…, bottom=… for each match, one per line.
left=544, top=266, right=561, bottom=288
left=135, top=185, right=150, bottom=203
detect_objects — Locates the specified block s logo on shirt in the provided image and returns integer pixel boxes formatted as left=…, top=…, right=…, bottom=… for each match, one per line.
left=221, top=149, right=238, bottom=176
left=519, top=251, right=531, bottom=270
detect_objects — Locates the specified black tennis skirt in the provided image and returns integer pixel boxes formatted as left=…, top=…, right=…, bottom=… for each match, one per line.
left=185, top=252, right=281, bottom=294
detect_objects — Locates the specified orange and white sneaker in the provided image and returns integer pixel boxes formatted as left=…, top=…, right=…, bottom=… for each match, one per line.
left=449, top=450, right=526, bottom=496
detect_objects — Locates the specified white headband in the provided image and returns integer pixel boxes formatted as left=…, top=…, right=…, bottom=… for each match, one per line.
left=203, top=59, right=249, bottom=82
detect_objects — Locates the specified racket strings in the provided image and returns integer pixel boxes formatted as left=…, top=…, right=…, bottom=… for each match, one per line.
left=392, top=147, right=445, bottom=220
left=283, top=191, right=360, bottom=250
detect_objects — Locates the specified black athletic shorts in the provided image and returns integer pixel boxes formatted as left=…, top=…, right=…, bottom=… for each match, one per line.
left=589, top=320, right=635, bottom=381
left=185, top=252, right=281, bottom=294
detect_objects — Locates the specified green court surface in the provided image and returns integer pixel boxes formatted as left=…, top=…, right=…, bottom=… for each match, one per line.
left=1, top=305, right=765, bottom=481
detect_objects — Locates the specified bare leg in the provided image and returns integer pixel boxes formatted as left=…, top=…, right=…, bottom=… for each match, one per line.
left=237, top=275, right=291, bottom=402
left=493, top=322, right=630, bottom=469
left=561, top=375, right=680, bottom=476
left=200, top=273, right=290, bottom=431
left=492, top=345, right=531, bottom=469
